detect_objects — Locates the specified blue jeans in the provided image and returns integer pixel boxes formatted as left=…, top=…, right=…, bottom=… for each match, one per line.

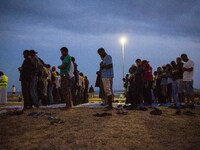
left=172, top=81, right=179, bottom=106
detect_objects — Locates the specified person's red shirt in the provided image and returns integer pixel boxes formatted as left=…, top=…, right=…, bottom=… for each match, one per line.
left=143, top=64, right=153, bottom=81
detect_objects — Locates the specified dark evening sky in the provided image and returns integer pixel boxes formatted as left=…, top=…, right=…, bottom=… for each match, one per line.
left=0, top=0, right=199, bottom=91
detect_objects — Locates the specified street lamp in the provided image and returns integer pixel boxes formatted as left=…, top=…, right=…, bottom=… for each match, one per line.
left=120, top=37, right=127, bottom=79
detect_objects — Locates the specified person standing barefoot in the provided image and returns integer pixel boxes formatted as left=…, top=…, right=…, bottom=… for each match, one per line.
left=97, top=48, right=114, bottom=110
left=58, top=47, right=73, bottom=110
left=181, top=54, right=195, bottom=104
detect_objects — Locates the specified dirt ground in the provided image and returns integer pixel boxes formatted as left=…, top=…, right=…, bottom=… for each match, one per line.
left=0, top=106, right=200, bottom=150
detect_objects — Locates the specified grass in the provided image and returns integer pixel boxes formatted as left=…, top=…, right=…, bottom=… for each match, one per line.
left=0, top=106, right=200, bottom=150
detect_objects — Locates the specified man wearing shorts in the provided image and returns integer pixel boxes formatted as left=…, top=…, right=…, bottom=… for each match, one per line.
left=181, top=54, right=194, bottom=104
left=97, top=48, right=114, bottom=110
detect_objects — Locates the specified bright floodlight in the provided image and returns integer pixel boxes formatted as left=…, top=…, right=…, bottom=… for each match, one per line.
left=120, top=37, right=127, bottom=44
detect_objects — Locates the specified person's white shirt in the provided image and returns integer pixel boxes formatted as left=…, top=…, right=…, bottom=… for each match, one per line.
left=12, top=87, right=16, bottom=93
left=47, top=69, right=51, bottom=81
left=56, top=75, right=61, bottom=89
left=68, top=61, right=74, bottom=79
left=79, top=75, right=83, bottom=87
left=183, top=59, right=194, bottom=82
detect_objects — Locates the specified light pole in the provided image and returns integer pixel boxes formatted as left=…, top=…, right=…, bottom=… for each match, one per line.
left=120, top=37, right=126, bottom=79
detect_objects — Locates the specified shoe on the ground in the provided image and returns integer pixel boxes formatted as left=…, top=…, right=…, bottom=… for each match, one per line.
left=179, top=104, right=186, bottom=109
left=27, top=112, right=37, bottom=116
left=169, top=105, right=179, bottom=109
left=175, top=109, right=182, bottom=115
left=124, top=105, right=136, bottom=110
left=8, top=109, right=24, bottom=115
left=93, top=112, right=112, bottom=117
left=49, top=116, right=65, bottom=124
left=116, top=110, right=128, bottom=115
left=186, top=104, right=195, bottom=110
left=50, top=120, right=64, bottom=125
left=183, top=110, right=195, bottom=116
left=136, top=106, right=148, bottom=111
left=150, top=108, right=162, bottom=115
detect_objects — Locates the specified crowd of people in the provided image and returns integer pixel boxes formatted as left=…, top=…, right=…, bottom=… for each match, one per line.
left=123, top=54, right=195, bottom=109
left=0, top=47, right=195, bottom=111
left=18, top=48, right=89, bottom=109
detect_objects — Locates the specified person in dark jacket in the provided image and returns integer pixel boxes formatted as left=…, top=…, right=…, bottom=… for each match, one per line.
left=176, top=57, right=184, bottom=103
left=84, top=76, right=89, bottom=103
left=19, top=50, right=34, bottom=109
left=128, top=64, right=137, bottom=109
left=29, top=50, right=43, bottom=108
left=135, top=59, right=144, bottom=105
left=71, top=57, right=79, bottom=105
left=155, top=67, right=163, bottom=104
